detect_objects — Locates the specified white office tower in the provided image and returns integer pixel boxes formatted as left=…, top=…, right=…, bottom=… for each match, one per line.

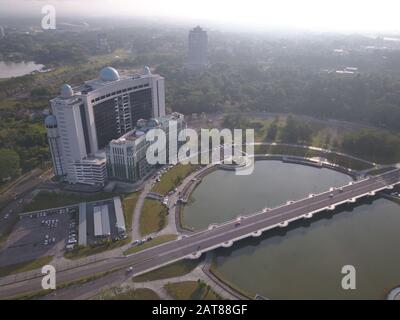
left=46, top=66, right=166, bottom=186
left=0, top=26, right=5, bottom=39
left=186, top=26, right=208, bottom=71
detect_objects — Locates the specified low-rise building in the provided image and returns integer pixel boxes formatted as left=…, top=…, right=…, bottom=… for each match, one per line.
left=106, top=112, right=185, bottom=183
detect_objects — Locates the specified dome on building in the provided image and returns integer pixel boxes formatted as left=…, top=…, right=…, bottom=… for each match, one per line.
left=147, top=118, right=159, bottom=128
left=99, top=67, right=120, bottom=81
left=44, top=115, right=57, bottom=128
left=141, top=65, right=152, bottom=76
left=60, top=84, right=74, bottom=99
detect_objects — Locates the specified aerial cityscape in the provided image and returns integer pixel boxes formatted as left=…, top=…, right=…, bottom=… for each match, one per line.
left=0, top=0, right=400, bottom=306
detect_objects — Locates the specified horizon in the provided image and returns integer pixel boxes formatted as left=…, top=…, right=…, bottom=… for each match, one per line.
left=0, top=0, right=400, bottom=34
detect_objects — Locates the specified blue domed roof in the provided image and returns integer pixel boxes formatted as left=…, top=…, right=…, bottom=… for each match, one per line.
left=60, top=84, right=74, bottom=98
left=100, top=67, right=120, bottom=81
left=45, top=115, right=57, bottom=128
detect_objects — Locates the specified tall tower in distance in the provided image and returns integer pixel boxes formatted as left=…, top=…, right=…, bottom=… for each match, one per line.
left=186, top=26, right=208, bottom=71
left=97, top=33, right=111, bottom=53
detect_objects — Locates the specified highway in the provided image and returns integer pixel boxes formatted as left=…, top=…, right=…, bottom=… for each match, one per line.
left=0, top=168, right=399, bottom=299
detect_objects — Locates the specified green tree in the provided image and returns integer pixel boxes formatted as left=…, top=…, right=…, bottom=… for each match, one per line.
left=0, top=149, right=21, bottom=182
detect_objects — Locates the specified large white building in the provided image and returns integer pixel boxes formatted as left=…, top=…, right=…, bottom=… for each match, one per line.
left=45, top=66, right=166, bottom=186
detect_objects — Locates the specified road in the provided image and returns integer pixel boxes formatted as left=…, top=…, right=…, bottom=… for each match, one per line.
left=0, top=169, right=399, bottom=299
left=0, top=168, right=53, bottom=238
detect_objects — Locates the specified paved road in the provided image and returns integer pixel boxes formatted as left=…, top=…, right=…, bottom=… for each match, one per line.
left=1, top=169, right=399, bottom=299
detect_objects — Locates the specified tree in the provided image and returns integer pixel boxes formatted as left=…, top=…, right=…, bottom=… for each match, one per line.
left=0, top=149, right=21, bottom=182
left=266, top=118, right=279, bottom=141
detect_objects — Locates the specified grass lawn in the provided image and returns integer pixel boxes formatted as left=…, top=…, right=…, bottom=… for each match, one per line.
left=132, top=257, right=201, bottom=282
left=64, top=238, right=130, bottom=260
left=152, top=164, right=199, bottom=195
left=164, top=280, right=222, bottom=300
left=23, top=190, right=118, bottom=212
left=140, top=199, right=168, bottom=236
left=0, top=256, right=53, bottom=277
left=122, top=192, right=139, bottom=233
left=94, top=287, right=160, bottom=300
left=124, top=234, right=177, bottom=256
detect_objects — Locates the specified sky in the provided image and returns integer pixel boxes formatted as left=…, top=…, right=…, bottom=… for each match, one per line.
left=0, top=0, right=400, bottom=33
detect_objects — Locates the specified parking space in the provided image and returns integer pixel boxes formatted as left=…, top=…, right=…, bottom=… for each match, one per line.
left=0, top=206, right=77, bottom=266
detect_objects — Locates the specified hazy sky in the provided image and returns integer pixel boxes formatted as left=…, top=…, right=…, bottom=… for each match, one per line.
left=0, top=0, right=399, bottom=33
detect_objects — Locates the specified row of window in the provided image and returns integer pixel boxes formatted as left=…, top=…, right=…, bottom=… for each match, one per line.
left=90, top=83, right=150, bottom=104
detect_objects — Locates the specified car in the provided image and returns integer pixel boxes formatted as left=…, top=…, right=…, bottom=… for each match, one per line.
left=339, top=188, right=344, bottom=193
left=329, top=193, right=334, bottom=198
left=147, top=236, right=153, bottom=241
left=67, top=239, right=77, bottom=244
left=235, top=217, right=241, bottom=226
left=126, top=266, right=133, bottom=273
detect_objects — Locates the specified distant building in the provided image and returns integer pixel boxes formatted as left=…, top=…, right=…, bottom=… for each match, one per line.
left=97, top=33, right=111, bottom=53
left=0, top=26, right=5, bottom=39
left=186, top=26, right=208, bottom=71
left=45, top=66, right=166, bottom=186
left=106, top=113, right=186, bottom=183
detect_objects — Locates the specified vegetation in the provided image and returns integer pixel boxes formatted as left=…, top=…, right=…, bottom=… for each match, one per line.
left=93, top=287, right=160, bottom=300
left=152, top=164, right=199, bottom=195
left=124, top=234, right=177, bottom=256
left=164, top=280, right=222, bottom=300
left=64, top=238, right=130, bottom=260
left=0, top=148, right=21, bottom=182
left=0, top=256, right=53, bottom=277
left=132, top=258, right=201, bottom=282
left=139, top=199, right=168, bottom=235
left=23, top=190, right=117, bottom=212
left=342, top=129, right=400, bottom=164
left=122, top=192, right=139, bottom=233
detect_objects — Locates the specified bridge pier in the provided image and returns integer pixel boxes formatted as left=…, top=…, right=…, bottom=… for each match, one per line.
left=188, top=252, right=202, bottom=260
left=252, top=230, right=262, bottom=237
left=303, top=213, right=313, bottom=219
left=279, top=221, right=289, bottom=227
left=368, top=191, right=376, bottom=196
left=208, top=224, right=218, bottom=231
left=327, top=205, right=335, bottom=211
left=222, top=241, right=233, bottom=248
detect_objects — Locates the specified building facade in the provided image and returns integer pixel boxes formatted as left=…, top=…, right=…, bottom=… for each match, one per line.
left=106, top=113, right=186, bottom=183
left=45, top=66, right=166, bottom=186
left=186, top=26, right=208, bottom=71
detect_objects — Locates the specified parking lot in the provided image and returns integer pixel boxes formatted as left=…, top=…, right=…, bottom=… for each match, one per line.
left=0, top=206, right=77, bottom=267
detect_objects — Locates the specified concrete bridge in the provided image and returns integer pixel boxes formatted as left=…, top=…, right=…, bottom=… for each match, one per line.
left=1, top=169, right=399, bottom=299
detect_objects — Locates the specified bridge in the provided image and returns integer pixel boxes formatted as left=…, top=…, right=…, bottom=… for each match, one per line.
left=1, top=168, right=399, bottom=298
